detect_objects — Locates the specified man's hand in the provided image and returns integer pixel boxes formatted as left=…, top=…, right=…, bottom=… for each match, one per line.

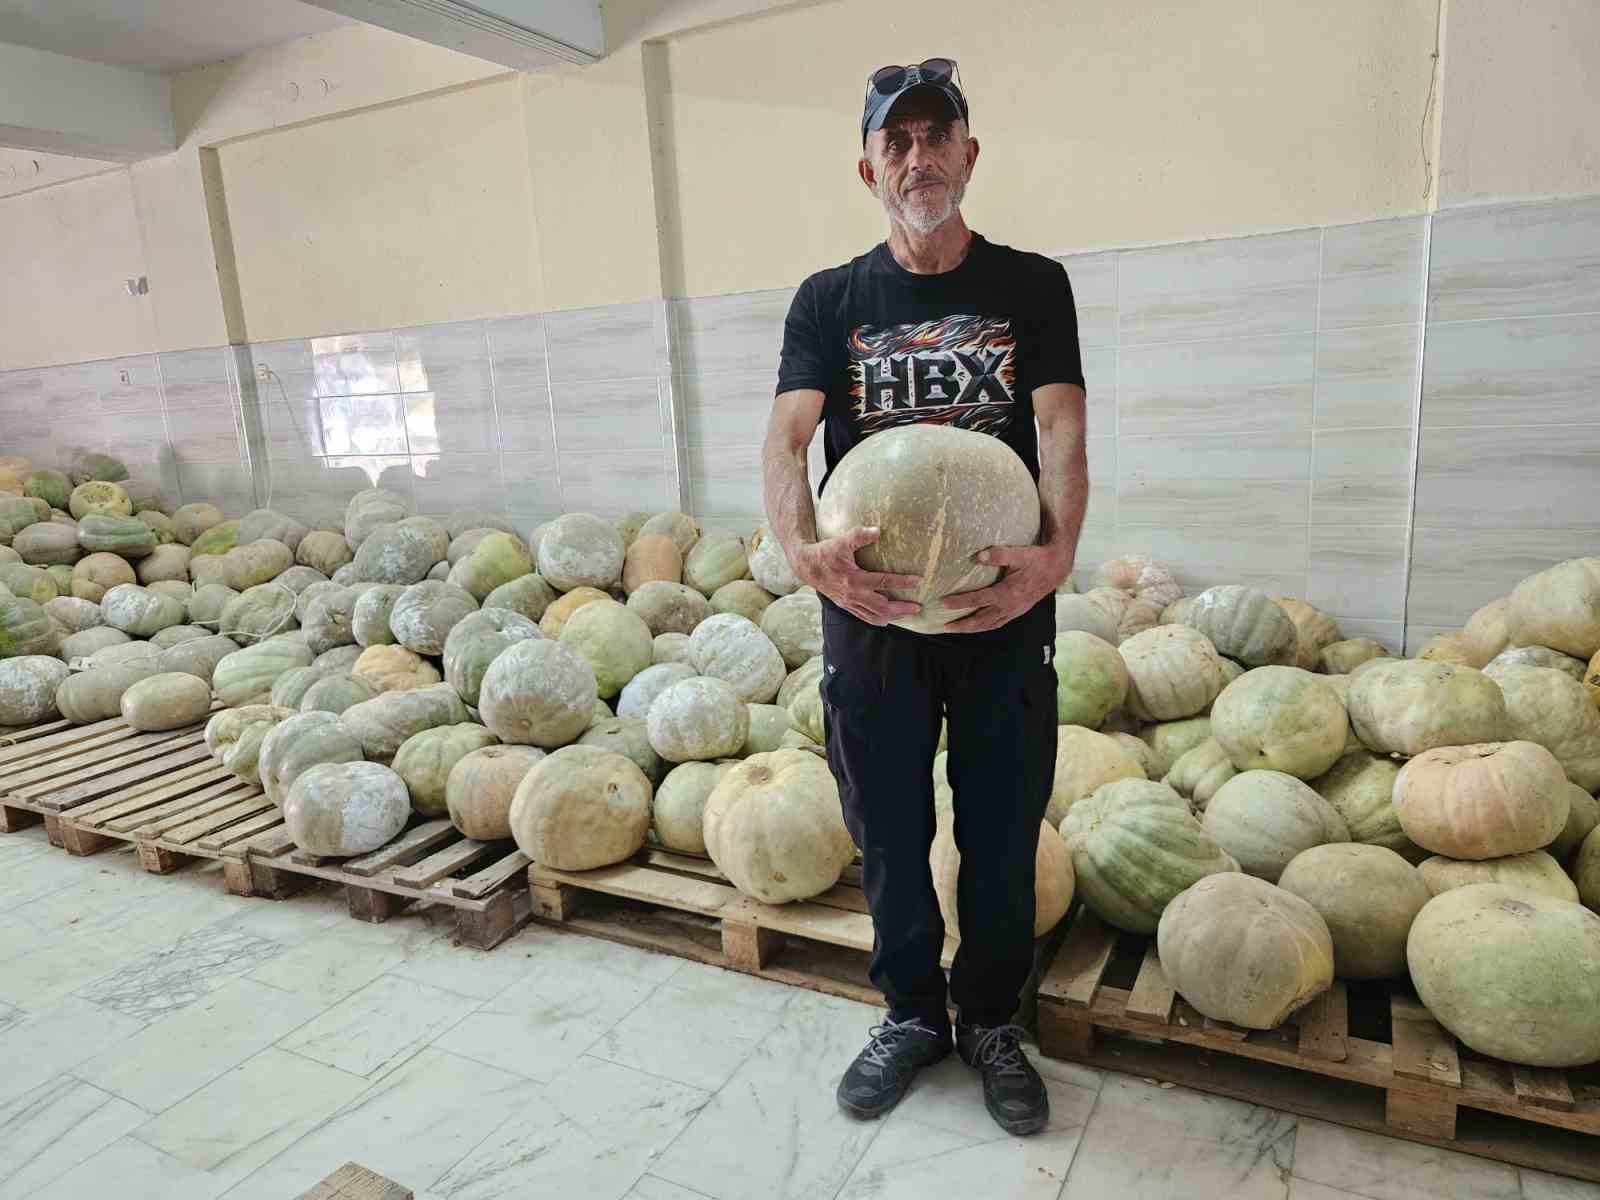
left=792, top=526, right=923, bottom=626
left=941, top=543, right=1074, bottom=634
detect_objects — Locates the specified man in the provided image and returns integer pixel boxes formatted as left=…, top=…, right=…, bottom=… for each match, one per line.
left=760, top=58, right=1089, bottom=1137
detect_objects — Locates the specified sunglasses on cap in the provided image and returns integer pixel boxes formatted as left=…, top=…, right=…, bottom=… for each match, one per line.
left=861, top=57, right=969, bottom=144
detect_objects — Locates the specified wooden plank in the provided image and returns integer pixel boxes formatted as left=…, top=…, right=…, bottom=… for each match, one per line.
left=120, top=783, right=259, bottom=836
left=1392, top=995, right=1463, bottom=1088
left=453, top=886, right=529, bottom=950
left=390, top=839, right=499, bottom=891
left=156, top=796, right=275, bottom=847
left=64, top=755, right=231, bottom=823
left=1297, top=984, right=1349, bottom=1063
left=341, top=821, right=457, bottom=877
left=194, top=807, right=282, bottom=852
left=1040, top=907, right=1120, bottom=1010
left=0, top=715, right=125, bottom=764
left=451, top=850, right=530, bottom=899
left=0, top=716, right=73, bottom=747
left=1124, top=945, right=1176, bottom=1024
left=238, top=826, right=296, bottom=860
left=27, top=738, right=211, bottom=811
left=1512, top=1067, right=1576, bottom=1112
left=533, top=862, right=738, bottom=918
left=100, top=777, right=251, bottom=833
left=300, top=1161, right=414, bottom=1200
left=4, top=728, right=196, bottom=794
left=0, top=802, right=41, bottom=832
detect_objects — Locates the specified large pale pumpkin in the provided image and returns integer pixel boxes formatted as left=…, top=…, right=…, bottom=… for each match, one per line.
left=1138, top=715, right=1213, bottom=779
left=508, top=744, right=652, bottom=869
left=120, top=672, right=211, bottom=731
left=478, top=638, right=598, bottom=748
left=1272, top=597, right=1342, bottom=671
left=813, top=425, right=1039, bottom=633
left=484, top=572, right=558, bottom=624
left=1320, top=638, right=1388, bottom=675
left=55, top=662, right=156, bottom=722
left=561, top=599, right=653, bottom=699
left=647, top=676, right=750, bottom=762
left=299, top=672, right=379, bottom=716
left=710, top=579, right=777, bottom=624
left=617, top=662, right=698, bottom=721
left=537, top=513, right=625, bottom=592
left=1484, top=662, right=1600, bottom=791
left=1210, top=666, right=1347, bottom=779
left=1407, top=884, right=1600, bottom=1067
left=0, top=656, right=70, bottom=725
left=621, top=533, right=681, bottom=594
left=1550, top=784, right=1600, bottom=863
left=746, top=525, right=799, bottom=597
left=1203, top=771, right=1351, bottom=881
left=931, top=808, right=1073, bottom=938
left=1506, top=557, right=1600, bottom=660
left=626, top=581, right=713, bottom=638
left=539, top=585, right=609, bottom=638
left=1118, top=625, right=1226, bottom=721
left=1489, top=644, right=1587, bottom=680
left=1462, top=598, right=1510, bottom=667
left=652, top=760, right=737, bottom=854
left=1158, top=872, right=1334, bottom=1028
left=1054, top=593, right=1120, bottom=643
left=389, top=581, right=478, bottom=656
left=1418, top=851, right=1579, bottom=902
left=392, top=723, right=500, bottom=817
left=683, top=534, right=747, bottom=596
left=446, top=744, right=546, bottom=840
left=442, top=609, right=542, bottom=708
left=1181, top=585, right=1298, bottom=668
left=257, top=713, right=364, bottom=809
left=703, top=749, right=854, bottom=902
left=1046, top=725, right=1147, bottom=825
left=284, top=761, right=410, bottom=856
left=1052, top=631, right=1128, bottom=728
left=1278, top=843, right=1429, bottom=979
left=1308, top=750, right=1422, bottom=861
left=1393, top=741, right=1570, bottom=860
left=448, top=531, right=532, bottom=601
left=1162, top=738, right=1237, bottom=811
left=690, top=613, right=785, bottom=703
left=340, top=683, right=470, bottom=761
left=1092, top=555, right=1181, bottom=609
left=213, top=637, right=313, bottom=705
left=1346, top=660, right=1508, bottom=756
left=205, top=704, right=294, bottom=784
left=1059, top=778, right=1238, bottom=933
left=352, top=644, right=443, bottom=693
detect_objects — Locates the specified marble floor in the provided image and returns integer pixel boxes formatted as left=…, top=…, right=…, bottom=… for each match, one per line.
left=0, top=824, right=1594, bottom=1200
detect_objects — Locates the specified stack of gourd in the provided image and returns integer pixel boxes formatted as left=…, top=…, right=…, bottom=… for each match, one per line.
left=1046, top=554, right=1600, bottom=1071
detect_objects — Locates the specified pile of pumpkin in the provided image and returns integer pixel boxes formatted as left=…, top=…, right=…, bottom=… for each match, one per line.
left=1041, top=556, right=1600, bottom=1071
left=0, top=453, right=848, bottom=909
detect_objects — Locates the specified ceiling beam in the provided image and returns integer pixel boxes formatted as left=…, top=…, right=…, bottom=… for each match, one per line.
left=295, top=0, right=602, bottom=71
left=0, top=42, right=174, bottom=162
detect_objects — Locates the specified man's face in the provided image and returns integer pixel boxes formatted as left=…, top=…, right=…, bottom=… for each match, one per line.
left=861, top=92, right=978, bottom=236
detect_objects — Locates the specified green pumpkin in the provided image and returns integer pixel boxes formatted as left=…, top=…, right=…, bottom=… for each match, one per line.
left=68, top=481, right=132, bottom=520
left=23, top=470, right=72, bottom=511
left=1060, top=778, right=1239, bottom=933
left=69, top=452, right=129, bottom=485
left=442, top=609, right=542, bottom=708
left=0, top=563, right=58, bottom=605
left=76, top=513, right=157, bottom=558
left=205, top=704, right=296, bottom=784
left=0, top=496, right=46, bottom=540
left=0, top=596, right=62, bottom=658
left=1053, top=631, right=1128, bottom=728
left=137, top=511, right=178, bottom=544
left=213, top=638, right=314, bottom=706
left=683, top=534, right=749, bottom=596
left=393, top=722, right=500, bottom=816
left=447, top=532, right=532, bottom=601
left=560, top=600, right=652, bottom=700
left=12, top=522, right=81, bottom=566
left=220, top=582, right=298, bottom=644
left=190, top=520, right=241, bottom=557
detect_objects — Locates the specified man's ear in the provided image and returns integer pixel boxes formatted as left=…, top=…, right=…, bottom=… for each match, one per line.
left=858, top=153, right=877, bottom=192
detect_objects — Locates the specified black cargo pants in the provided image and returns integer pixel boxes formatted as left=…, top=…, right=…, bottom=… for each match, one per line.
left=819, top=597, right=1057, bottom=1030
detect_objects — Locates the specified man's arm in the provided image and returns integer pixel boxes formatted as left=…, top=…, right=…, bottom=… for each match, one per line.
left=941, top=382, right=1088, bottom=633
left=762, top=390, right=921, bottom=626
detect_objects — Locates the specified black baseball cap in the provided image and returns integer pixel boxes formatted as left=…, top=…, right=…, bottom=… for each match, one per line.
left=861, top=58, right=969, bottom=146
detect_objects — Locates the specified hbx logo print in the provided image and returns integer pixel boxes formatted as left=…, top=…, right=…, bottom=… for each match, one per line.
left=846, top=314, right=1017, bottom=437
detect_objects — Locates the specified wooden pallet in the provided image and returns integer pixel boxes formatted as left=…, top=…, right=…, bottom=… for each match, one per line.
left=0, top=709, right=219, bottom=843
left=1035, top=907, right=1600, bottom=1183
left=529, top=848, right=1066, bottom=1012
left=232, top=819, right=533, bottom=950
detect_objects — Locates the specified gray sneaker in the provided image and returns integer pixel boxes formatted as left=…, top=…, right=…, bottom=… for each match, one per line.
left=956, top=1022, right=1049, bottom=1136
left=835, top=1016, right=952, bottom=1120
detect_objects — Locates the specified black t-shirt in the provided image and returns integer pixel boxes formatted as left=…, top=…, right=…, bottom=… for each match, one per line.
left=776, top=232, right=1085, bottom=495
left=775, top=232, right=1085, bottom=643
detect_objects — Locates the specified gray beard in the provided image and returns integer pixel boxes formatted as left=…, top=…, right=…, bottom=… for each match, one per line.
left=878, top=173, right=967, bottom=236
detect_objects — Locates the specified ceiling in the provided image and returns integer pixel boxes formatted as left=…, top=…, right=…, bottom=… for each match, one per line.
left=0, top=0, right=349, bottom=73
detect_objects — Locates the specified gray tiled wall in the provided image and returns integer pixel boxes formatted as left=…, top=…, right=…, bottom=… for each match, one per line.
left=1405, top=195, right=1600, bottom=651
left=2, top=197, right=1594, bottom=651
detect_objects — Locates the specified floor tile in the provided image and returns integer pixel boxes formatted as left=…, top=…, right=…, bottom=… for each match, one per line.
left=511, top=922, right=688, bottom=983
left=0, top=996, right=147, bottom=1108
left=625, top=1178, right=718, bottom=1200
left=76, top=921, right=285, bottom=1021
left=214, top=1047, right=536, bottom=1200
left=1059, top=1074, right=1295, bottom=1200
left=434, top=1055, right=708, bottom=1200
left=1290, top=1118, right=1518, bottom=1200
left=384, top=932, right=543, bottom=1001
left=1291, top=1182, right=1370, bottom=1200
left=28, top=1135, right=230, bottom=1200
left=133, top=1048, right=366, bottom=1178
left=75, top=978, right=325, bottom=1114
left=202, top=888, right=349, bottom=944
left=891, top=1050, right=1097, bottom=1141
left=0, top=915, right=50, bottom=963
left=664, top=959, right=798, bottom=1013
left=0, top=1076, right=149, bottom=1200
left=1032, top=1049, right=1104, bottom=1094
left=434, top=957, right=659, bottom=1083
left=1520, top=1169, right=1600, bottom=1199
left=246, top=921, right=427, bottom=1006
left=279, top=975, right=477, bottom=1078
left=0, top=929, right=158, bottom=1010
left=588, top=977, right=787, bottom=1090
left=836, top=1108, right=1090, bottom=1200
left=649, top=989, right=889, bottom=1200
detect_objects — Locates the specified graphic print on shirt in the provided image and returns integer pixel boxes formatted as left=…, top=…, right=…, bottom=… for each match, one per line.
left=846, top=314, right=1017, bottom=436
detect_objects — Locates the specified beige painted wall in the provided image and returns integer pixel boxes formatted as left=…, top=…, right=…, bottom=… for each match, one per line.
left=218, top=74, right=542, bottom=342
left=0, top=169, right=156, bottom=367
left=1437, top=0, right=1600, bottom=206
left=656, top=0, right=1442, bottom=297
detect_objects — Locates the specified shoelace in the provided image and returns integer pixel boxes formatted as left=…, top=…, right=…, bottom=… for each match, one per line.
left=970, top=1023, right=1029, bottom=1078
left=861, top=1017, right=939, bottom=1070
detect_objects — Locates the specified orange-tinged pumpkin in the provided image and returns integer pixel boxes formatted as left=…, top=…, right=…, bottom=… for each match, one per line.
left=1393, top=741, right=1571, bottom=861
